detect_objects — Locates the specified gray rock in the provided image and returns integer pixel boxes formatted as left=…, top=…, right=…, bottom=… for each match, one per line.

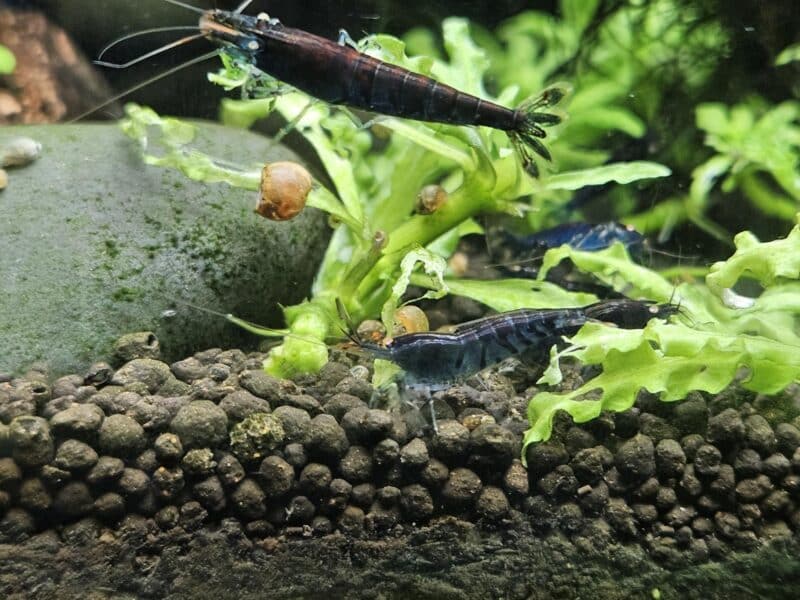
left=54, top=439, right=99, bottom=472
left=219, top=389, right=271, bottom=423
left=305, top=414, right=349, bottom=463
left=272, top=405, right=311, bottom=445
left=238, top=370, right=283, bottom=404
left=193, top=476, right=226, bottom=512
left=231, top=478, right=266, bottom=520
left=282, top=394, right=322, bottom=416
left=654, top=439, right=686, bottom=479
left=153, top=432, right=183, bottom=464
left=775, top=423, right=800, bottom=457
left=86, top=456, right=125, bottom=487
left=400, top=484, right=434, bottom=522
left=98, top=414, right=146, bottom=457
left=170, top=400, right=228, bottom=449
left=8, top=416, right=53, bottom=467
left=605, top=497, right=637, bottom=538
left=693, top=444, right=722, bottom=479
left=53, top=482, right=93, bottom=520
left=113, top=332, right=160, bottom=364
left=18, top=478, right=52, bottom=512
left=125, top=396, right=173, bottom=432
left=322, top=479, right=349, bottom=515
left=570, top=447, right=606, bottom=485
left=706, top=408, right=745, bottom=446
left=429, top=420, right=470, bottom=463
left=503, top=459, right=529, bottom=497
left=614, top=434, right=655, bottom=481
left=0, top=458, right=22, bottom=490
left=475, top=486, right=509, bottom=520
left=441, top=467, right=482, bottom=509
left=287, top=495, right=316, bottom=525
left=93, top=492, right=126, bottom=523
left=350, top=483, right=376, bottom=509
left=744, top=415, right=776, bottom=455
left=372, top=438, right=400, bottom=467
left=298, top=463, right=332, bottom=497
left=399, top=438, right=429, bottom=470
left=338, top=505, right=365, bottom=536
left=0, top=123, right=328, bottom=377
left=283, top=442, right=308, bottom=470
left=411, top=455, right=445, bottom=490
left=111, top=359, right=171, bottom=393
left=50, top=404, right=105, bottom=439
left=258, top=455, right=294, bottom=498
left=216, top=452, right=245, bottom=488
left=323, top=394, right=367, bottom=422
left=537, top=465, right=578, bottom=500
left=117, top=468, right=150, bottom=498
left=468, top=422, right=517, bottom=471
left=525, top=440, right=569, bottom=478
left=170, top=357, right=208, bottom=383
left=152, top=466, right=185, bottom=500
left=339, top=446, right=373, bottom=483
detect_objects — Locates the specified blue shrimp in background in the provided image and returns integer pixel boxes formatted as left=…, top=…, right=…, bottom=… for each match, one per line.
left=485, top=221, right=646, bottom=298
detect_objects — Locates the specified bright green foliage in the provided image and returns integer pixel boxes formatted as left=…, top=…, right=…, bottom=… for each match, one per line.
left=776, top=42, right=800, bottom=66
left=521, top=220, right=800, bottom=458
left=0, top=45, right=15, bottom=75
left=707, top=217, right=800, bottom=296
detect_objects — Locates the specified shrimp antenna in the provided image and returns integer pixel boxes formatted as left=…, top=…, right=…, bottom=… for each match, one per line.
left=335, top=298, right=363, bottom=347
left=94, top=32, right=206, bottom=69
left=97, top=26, right=201, bottom=62
left=234, top=0, right=255, bottom=14
left=69, top=49, right=220, bottom=122
left=176, top=300, right=331, bottom=347
left=162, top=0, right=205, bottom=14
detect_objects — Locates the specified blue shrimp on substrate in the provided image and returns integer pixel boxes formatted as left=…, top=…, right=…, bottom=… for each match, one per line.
left=4, top=0, right=800, bottom=598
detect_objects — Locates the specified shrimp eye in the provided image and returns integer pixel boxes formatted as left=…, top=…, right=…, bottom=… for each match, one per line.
left=245, top=38, right=261, bottom=52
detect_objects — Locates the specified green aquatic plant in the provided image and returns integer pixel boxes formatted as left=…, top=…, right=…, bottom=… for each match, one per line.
left=0, top=44, right=15, bottom=75
left=120, top=15, right=669, bottom=379
left=520, top=217, right=800, bottom=460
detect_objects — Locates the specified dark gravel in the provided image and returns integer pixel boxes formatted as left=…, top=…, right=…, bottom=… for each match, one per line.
left=1, top=334, right=800, bottom=599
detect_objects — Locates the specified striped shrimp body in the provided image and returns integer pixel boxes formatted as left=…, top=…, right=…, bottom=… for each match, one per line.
left=199, top=9, right=565, bottom=176
left=362, top=299, right=680, bottom=388
left=363, top=307, right=589, bottom=387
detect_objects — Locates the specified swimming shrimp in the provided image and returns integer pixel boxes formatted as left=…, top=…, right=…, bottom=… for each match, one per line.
left=97, top=0, right=566, bottom=177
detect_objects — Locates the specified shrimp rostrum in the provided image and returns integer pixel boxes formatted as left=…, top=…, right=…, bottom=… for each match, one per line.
left=199, top=8, right=565, bottom=176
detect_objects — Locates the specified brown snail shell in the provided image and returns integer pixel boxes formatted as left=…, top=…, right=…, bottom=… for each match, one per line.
left=256, top=161, right=313, bottom=221
left=415, top=184, right=448, bottom=215
left=393, top=305, right=429, bottom=336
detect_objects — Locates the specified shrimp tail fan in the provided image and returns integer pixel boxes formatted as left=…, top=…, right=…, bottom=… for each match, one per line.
left=509, top=84, right=570, bottom=177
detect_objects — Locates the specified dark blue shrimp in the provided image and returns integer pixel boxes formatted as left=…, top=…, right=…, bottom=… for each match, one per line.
left=361, top=298, right=678, bottom=388
left=489, top=221, right=645, bottom=297
left=363, top=307, right=588, bottom=387
left=197, top=7, right=564, bottom=177
left=500, top=221, right=644, bottom=258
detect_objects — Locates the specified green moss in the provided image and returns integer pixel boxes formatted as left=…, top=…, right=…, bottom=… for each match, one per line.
left=111, top=287, right=143, bottom=302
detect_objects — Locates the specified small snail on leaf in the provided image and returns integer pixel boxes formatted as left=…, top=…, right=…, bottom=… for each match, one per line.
left=256, top=161, right=313, bottom=221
